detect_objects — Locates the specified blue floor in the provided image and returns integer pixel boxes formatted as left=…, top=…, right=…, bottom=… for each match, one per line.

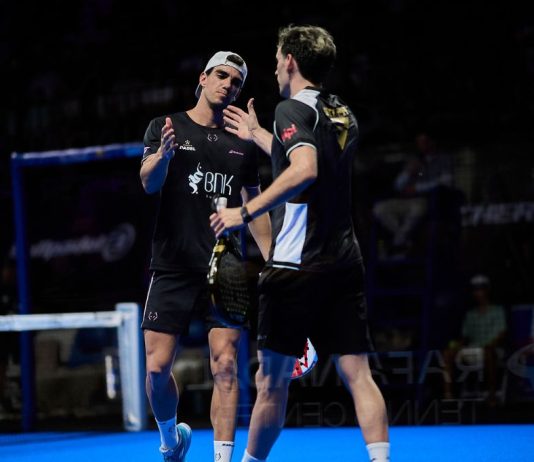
left=1, top=425, right=533, bottom=461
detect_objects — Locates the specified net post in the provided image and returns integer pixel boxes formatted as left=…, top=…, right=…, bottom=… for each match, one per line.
left=116, top=302, right=147, bottom=431
left=11, top=153, right=36, bottom=432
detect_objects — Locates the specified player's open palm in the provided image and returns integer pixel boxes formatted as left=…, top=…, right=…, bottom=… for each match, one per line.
left=160, top=116, right=176, bottom=160
left=223, top=98, right=259, bottom=141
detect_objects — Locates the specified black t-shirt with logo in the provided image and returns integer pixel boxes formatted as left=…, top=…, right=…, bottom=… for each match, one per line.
left=268, top=87, right=362, bottom=272
left=143, top=112, right=259, bottom=272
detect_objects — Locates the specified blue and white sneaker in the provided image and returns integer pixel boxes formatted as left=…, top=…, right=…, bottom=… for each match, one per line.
left=160, top=422, right=192, bottom=462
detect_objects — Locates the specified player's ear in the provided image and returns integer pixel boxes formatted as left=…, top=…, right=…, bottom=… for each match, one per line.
left=286, top=53, right=297, bottom=73
left=198, top=72, right=208, bottom=95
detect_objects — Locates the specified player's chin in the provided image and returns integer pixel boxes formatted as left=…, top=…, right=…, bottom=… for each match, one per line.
left=218, top=94, right=235, bottom=105
left=213, top=99, right=230, bottom=110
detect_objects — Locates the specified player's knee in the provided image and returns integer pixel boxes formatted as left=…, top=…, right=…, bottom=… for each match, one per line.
left=145, top=356, right=173, bottom=389
left=336, top=356, right=372, bottom=385
left=255, top=369, right=288, bottom=399
left=254, top=369, right=269, bottom=395
left=146, top=369, right=172, bottom=393
left=211, top=354, right=237, bottom=384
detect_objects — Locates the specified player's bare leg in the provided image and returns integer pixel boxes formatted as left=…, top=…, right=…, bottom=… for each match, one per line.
left=145, top=330, right=180, bottom=420
left=335, top=353, right=390, bottom=461
left=209, top=327, right=242, bottom=461
left=245, top=348, right=295, bottom=460
left=144, top=330, right=192, bottom=461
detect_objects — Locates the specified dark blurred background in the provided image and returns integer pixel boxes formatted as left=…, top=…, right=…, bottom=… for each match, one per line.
left=1, top=0, right=533, bottom=431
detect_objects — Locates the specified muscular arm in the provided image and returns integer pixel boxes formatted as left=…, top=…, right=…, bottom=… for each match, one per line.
left=241, top=186, right=272, bottom=261
left=140, top=117, right=176, bottom=194
left=245, top=146, right=317, bottom=217
left=210, top=145, right=317, bottom=237
left=140, top=151, right=171, bottom=194
left=249, top=127, right=273, bottom=156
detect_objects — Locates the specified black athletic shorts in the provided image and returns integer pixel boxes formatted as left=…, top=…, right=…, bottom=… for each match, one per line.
left=141, top=271, right=234, bottom=335
left=257, top=262, right=374, bottom=357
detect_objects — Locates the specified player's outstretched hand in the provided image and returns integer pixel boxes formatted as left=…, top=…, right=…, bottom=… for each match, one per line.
left=223, top=98, right=260, bottom=141
left=160, top=117, right=177, bottom=160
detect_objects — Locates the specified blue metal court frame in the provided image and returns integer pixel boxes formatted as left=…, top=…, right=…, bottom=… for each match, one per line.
left=10, top=143, right=145, bottom=432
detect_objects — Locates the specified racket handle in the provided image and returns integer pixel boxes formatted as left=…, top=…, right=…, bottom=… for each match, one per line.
left=215, top=196, right=228, bottom=212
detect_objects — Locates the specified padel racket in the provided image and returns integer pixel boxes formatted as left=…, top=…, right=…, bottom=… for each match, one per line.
left=207, top=195, right=251, bottom=328
left=291, top=338, right=318, bottom=379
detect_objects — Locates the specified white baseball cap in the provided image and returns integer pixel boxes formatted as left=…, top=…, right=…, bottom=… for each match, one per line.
left=195, top=51, right=248, bottom=98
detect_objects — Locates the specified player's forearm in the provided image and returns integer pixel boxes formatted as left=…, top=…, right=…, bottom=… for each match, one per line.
left=140, top=152, right=171, bottom=194
left=248, top=215, right=272, bottom=261
left=245, top=155, right=317, bottom=220
left=250, top=127, right=273, bottom=156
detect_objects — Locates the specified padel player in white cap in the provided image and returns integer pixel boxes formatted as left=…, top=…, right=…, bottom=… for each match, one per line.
left=139, top=51, right=271, bottom=462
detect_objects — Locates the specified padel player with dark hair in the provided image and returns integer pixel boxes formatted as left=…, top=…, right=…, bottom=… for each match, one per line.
left=140, top=51, right=271, bottom=462
left=210, top=26, right=390, bottom=462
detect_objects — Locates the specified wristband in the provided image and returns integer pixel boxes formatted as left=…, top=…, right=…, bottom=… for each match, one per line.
left=240, top=206, right=253, bottom=223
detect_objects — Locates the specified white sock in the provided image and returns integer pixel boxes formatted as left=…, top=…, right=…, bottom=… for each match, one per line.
left=241, top=449, right=266, bottom=462
left=366, top=442, right=390, bottom=462
left=214, top=440, right=235, bottom=462
left=156, top=416, right=179, bottom=449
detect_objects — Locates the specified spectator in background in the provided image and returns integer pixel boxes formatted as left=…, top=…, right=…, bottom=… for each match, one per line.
left=443, top=274, right=507, bottom=406
left=372, top=131, right=454, bottom=258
